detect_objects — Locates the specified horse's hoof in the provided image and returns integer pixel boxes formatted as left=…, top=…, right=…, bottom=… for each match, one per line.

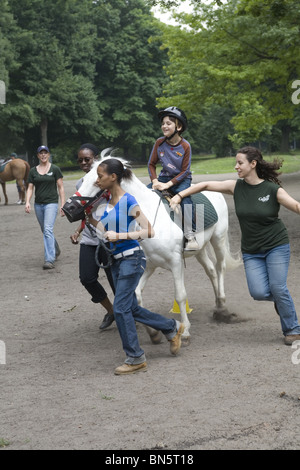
left=181, top=336, right=190, bottom=347
left=213, top=308, right=237, bottom=324
left=149, top=331, right=162, bottom=344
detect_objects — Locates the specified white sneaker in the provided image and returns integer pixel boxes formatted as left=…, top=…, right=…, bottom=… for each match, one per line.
left=16, top=200, right=22, bottom=205
left=184, top=237, right=200, bottom=251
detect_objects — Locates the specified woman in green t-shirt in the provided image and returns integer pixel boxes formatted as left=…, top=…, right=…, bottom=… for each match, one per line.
left=170, top=146, right=300, bottom=345
left=25, top=145, right=65, bottom=270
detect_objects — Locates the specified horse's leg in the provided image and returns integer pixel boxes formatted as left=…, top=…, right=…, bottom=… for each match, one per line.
left=208, top=234, right=237, bottom=323
left=195, top=247, right=220, bottom=306
left=171, top=257, right=191, bottom=343
left=136, top=263, right=155, bottom=307
left=16, top=178, right=26, bottom=203
left=209, top=236, right=227, bottom=309
left=1, top=183, right=8, bottom=205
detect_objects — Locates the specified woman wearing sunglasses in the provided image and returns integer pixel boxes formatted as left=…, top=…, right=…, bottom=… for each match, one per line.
left=70, top=143, right=115, bottom=330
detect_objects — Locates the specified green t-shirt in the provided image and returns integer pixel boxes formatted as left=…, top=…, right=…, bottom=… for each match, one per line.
left=28, top=164, right=63, bottom=204
left=233, top=178, right=289, bottom=253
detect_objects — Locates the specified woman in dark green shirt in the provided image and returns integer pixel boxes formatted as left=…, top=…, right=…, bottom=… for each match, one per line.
left=170, top=146, right=300, bottom=345
left=25, top=145, right=65, bottom=270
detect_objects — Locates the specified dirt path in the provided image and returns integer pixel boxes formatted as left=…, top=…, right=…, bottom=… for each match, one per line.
left=1, top=173, right=300, bottom=450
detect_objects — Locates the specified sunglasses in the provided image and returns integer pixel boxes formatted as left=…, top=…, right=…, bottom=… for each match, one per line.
left=77, top=157, right=93, bottom=164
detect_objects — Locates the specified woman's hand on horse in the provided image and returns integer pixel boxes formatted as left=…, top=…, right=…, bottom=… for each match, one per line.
left=170, top=194, right=181, bottom=211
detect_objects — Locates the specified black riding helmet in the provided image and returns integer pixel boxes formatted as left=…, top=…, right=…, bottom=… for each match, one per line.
left=158, top=106, right=188, bottom=132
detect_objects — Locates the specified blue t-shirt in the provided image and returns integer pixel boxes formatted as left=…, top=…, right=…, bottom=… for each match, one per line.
left=100, top=192, right=140, bottom=255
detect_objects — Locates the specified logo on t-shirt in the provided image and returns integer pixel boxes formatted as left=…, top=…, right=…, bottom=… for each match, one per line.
left=47, top=172, right=53, bottom=176
left=258, top=195, right=270, bottom=202
left=167, top=163, right=176, bottom=170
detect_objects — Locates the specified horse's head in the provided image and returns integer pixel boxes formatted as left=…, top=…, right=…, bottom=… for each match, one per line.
left=62, top=148, right=132, bottom=223
left=62, top=161, right=103, bottom=222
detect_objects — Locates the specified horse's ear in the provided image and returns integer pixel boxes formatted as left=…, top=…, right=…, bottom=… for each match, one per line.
left=100, top=147, right=114, bottom=160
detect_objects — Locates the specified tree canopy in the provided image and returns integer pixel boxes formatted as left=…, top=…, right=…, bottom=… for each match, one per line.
left=1, top=0, right=300, bottom=161
left=0, top=0, right=168, bottom=161
left=156, top=0, right=300, bottom=152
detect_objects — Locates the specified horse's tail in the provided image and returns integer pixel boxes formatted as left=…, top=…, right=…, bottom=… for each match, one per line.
left=222, top=231, right=242, bottom=271
left=207, top=230, right=241, bottom=272
left=24, top=161, right=30, bottom=189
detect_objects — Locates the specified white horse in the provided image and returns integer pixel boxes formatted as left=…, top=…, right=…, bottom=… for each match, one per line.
left=68, top=151, right=240, bottom=342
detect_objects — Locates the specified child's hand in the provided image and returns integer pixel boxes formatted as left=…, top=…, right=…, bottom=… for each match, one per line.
left=153, top=181, right=169, bottom=191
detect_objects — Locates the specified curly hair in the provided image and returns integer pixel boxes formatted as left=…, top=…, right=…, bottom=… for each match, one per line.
left=79, top=143, right=100, bottom=157
left=237, top=146, right=283, bottom=185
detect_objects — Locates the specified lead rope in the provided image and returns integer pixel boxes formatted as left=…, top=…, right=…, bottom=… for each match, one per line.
left=84, top=212, right=115, bottom=270
left=152, top=192, right=162, bottom=228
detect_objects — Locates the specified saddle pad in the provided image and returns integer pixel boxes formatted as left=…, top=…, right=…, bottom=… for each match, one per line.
left=0, top=159, right=11, bottom=173
left=161, top=192, right=218, bottom=231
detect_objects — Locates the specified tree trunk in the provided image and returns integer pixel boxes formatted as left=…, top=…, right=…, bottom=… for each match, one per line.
left=40, top=117, right=48, bottom=146
left=280, top=124, right=291, bottom=153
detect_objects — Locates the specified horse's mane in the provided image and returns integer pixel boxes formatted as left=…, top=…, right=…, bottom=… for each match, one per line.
left=100, top=148, right=132, bottom=173
left=97, top=148, right=163, bottom=204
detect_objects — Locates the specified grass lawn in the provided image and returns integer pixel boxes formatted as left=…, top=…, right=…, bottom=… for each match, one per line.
left=62, top=151, right=300, bottom=180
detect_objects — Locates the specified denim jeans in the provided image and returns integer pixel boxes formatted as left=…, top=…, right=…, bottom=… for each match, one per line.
left=148, top=176, right=195, bottom=233
left=243, top=243, right=300, bottom=336
left=111, top=250, right=178, bottom=364
left=34, top=203, right=59, bottom=263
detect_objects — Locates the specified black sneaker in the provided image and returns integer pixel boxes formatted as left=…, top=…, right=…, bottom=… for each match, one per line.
left=100, top=313, right=115, bottom=330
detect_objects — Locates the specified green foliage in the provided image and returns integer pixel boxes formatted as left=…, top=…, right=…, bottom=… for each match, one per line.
left=2, top=0, right=300, bottom=160
left=156, top=0, right=300, bottom=151
left=0, top=437, right=10, bottom=448
left=51, top=140, right=82, bottom=166
left=0, top=0, right=168, bottom=161
left=92, top=0, right=169, bottom=157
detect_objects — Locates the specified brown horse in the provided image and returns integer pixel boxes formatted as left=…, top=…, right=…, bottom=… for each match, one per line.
left=0, top=159, right=30, bottom=205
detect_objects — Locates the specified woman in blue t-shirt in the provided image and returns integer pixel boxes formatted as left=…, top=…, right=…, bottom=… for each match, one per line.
left=87, top=158, right=184, bottom=375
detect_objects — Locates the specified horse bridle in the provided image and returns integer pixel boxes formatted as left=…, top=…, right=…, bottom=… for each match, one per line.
left=62, top=190, right=104, bottom=222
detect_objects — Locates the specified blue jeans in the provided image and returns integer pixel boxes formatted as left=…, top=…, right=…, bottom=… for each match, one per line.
left=148, top=176, right=195, bottom=233
left=34, top=203, right=59, bottom=263
left=243, top=244, right=300, bottom=336
left=111, top=250, right=178, bottom=364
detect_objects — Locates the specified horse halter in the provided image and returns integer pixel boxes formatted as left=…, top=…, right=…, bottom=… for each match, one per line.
left=62, top=190, right=104, bottom=223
